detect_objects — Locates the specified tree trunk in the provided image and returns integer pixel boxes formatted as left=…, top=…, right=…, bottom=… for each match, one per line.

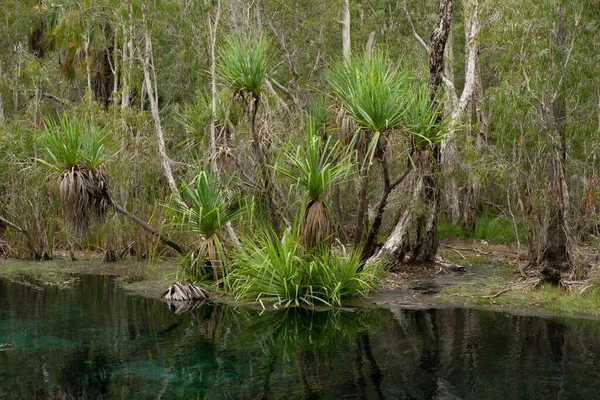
left=112, top=202, right=184, bottom=255
left=442, top=0, right=479, bottom=226
left=141, top=14, right=179, bottom=197
left=368, top=0, right=453, bottom=267
left=0, top=215, right=42, bottom=260
left=540, top=4, right=572, bottom=274
left=0, top=62, right=4, bottom=124
left=342, top=0, right=351, bottom=59
left=208, top=0, right=241, bottom=248
left=121, top=6, right=134, bottom=110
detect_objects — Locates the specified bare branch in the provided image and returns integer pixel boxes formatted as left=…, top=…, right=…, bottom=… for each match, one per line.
left=403, top=0, right=430, bottom=53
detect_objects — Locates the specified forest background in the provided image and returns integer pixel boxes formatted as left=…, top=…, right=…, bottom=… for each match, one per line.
left=0, top=0, right=599, bottom=300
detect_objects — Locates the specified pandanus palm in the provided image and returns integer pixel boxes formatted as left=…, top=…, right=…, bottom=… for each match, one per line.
left=39, top=114, right=184, bottom=255
left=276, top=120, right=352, bottom=250
left=165, top=171, right=245, bottom=281
left=217, top=35, right=280, bottom=228
left=326, top=53, right=412, bottom=256
left=40, top=114, right=111, bottom=238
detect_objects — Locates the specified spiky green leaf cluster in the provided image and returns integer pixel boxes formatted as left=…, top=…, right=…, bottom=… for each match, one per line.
left=217, top=35, right=278, bottom=99
left=327, top=53, right=410, bottom=133
left=275, top=119, right=352, bottom=202
left=166, top=171, right=244, bottom=238
left=40, top=114, right=107, bottom=171
left=226, top=228, right=383, bottom=308
left=404, top=83, right=446, bottom=149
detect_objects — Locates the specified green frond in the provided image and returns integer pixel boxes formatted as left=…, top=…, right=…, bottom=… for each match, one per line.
left=405, top=83, right=447, bottom=149
left=275, top=118, right=352, bottom=202
left=40, top=113, right=107, bottom=171
left=327, top=53, right=410, bottom=133
left=217, top=35, right=279, bottom=99
left=166, top=171, right=244, bottom=238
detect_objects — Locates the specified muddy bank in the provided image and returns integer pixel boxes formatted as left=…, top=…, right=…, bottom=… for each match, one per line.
left=1, top=240, right=599, bottom=319
left=0, top=257, right=179, bottom=299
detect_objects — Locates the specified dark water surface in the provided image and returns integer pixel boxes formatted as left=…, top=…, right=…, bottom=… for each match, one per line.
left=1, top=275, right=600, bottom=399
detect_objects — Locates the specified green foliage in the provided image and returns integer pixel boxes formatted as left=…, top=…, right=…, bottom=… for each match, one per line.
left=310, top=251, right=383, bottom=306
left=437, top=214, right=524, bottom=244
left=326, top=53, right=410, bottom=133
left=404, top=83, right=446, bottom=149
left=166, top=171, right=244, bottom=238
left=474, top=215, right=522, bottom=244
left=177, top=89, right=242, bottom=141
left=308, top=98, right=331, bottom=135
left=437, top=221, right=469, bottom=240
left=226, top=228, right=383, bottom=308
left=275, top=119, right=352, bottom=202
left=217, top=35, right=279, bottom=99
left=40, top=114, right=107, bottom=171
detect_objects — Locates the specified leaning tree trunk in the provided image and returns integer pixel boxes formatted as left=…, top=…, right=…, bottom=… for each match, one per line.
left=367, top=0, right=453, bottom=268
left=0, top=215, right=42, bottom=260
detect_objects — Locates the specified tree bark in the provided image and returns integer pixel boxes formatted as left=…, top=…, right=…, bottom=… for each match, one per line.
left=141, top=12, right=179, bottom=197
left=342, top=0, right=351, bottom=59
left=0, top=62, right=4, bottom=124
left=540, top=3, right=572, bottom=274
left=0, top=215, right=42, bottom=260
left=368, top=0, right=453, bottom=267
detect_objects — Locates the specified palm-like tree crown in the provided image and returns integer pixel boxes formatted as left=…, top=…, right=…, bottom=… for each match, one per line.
left=327, top=53, right=410, bottom=133
left=217, top=35, right=278, bottom=99
left=166, top=171, right=244, bottom=238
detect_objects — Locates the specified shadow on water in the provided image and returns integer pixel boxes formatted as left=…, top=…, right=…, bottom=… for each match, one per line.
left=2, top=275, right=600, bottom=399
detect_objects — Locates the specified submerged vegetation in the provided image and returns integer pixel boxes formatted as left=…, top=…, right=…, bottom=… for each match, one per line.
left=1, top=0, right=600, bottom=309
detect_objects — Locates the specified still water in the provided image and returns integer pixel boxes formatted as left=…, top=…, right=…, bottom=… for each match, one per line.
left=1, top=275, right=600, bottom=399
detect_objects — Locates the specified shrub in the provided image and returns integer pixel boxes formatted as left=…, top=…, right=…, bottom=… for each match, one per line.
left=226, top=228, right=384, bottom=308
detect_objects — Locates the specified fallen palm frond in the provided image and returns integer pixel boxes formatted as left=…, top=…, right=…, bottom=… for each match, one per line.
left=302, top=199, right=332, bottom=249
left=161, top=281, right=211, bottom=302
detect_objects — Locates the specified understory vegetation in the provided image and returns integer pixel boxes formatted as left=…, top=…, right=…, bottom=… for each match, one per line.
left=1, top=0, right=600, bottom=308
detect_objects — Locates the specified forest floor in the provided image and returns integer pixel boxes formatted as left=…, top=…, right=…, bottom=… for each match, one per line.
left=1, top=241, right=600, bottom=318
left=363, top=240, right=600, bottom=319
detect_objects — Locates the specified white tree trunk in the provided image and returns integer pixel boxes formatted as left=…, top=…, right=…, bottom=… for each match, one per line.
left=142, top=22, right=179, bottom=197
left=442, top=0, right=480, bottom=224
left=209, top=0, right=221, bottom=166
left=0, top=62, right=5, bottom=124
left=84, top=33, right=92, bottom=105
left=121, top=5, right=133, bottom=110
left=342, top=0, right=351, bottom=59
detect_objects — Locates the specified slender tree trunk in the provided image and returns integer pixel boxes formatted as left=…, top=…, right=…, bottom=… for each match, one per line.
left=208, top=0, right=240, bottom=247
left=112, top=31, right=119, bottom=101
left=112, top=202, right=185, bottom=255
left=141, top=14, right=179, bottom=197
left=84, top=32, right=92, bottom=105
left=0, top=215, right=41, bottom=260
left=121, top=6, right=133, bottom=110
left=0, top=62, right=5, bottom=124
left=540, top=3, right=572, bottom=276
left=342, top=0, right=351, bottom=59
left=209, top=0, right=221, bottom=170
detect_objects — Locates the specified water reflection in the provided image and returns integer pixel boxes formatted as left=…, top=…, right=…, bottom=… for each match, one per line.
left=1, top=275, right=600, bottom=398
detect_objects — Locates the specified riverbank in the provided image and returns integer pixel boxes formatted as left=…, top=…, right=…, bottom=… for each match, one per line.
left=1, top=241, right=599, bottom=318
